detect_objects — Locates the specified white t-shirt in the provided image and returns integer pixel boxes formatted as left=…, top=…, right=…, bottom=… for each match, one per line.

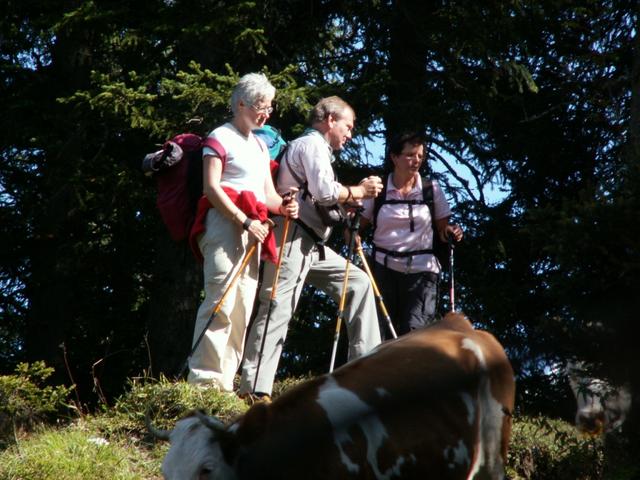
left=203, top=122, right=270, bottom=203
left=362, top=174, right=451, bottom=274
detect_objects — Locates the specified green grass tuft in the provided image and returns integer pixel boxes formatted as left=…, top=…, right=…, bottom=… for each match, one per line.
left=0, top=427, right=163, bottom=479
left=90, top=375, right=248, bottom=437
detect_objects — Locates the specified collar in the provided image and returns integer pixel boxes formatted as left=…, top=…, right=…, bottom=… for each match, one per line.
left=387, top=173, right=422, bottom=193
left=304, top=127, right=335, bottom=161
left=226, top=121, right=253, bottom=139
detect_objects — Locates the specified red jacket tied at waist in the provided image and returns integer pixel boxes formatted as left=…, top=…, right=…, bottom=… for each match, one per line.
left=189, top=187, right=277, bottom=264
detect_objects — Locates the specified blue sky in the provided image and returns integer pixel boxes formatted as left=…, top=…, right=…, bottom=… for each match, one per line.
left=361, top=134, right=508, bottom=206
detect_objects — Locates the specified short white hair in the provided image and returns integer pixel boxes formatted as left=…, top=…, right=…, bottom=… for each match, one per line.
left=230, top=73, right=276, bottom=114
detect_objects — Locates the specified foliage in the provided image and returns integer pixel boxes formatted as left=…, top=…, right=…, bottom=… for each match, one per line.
left=0, top=0, right=322, bottom=402
left=0, top=374, right=633, bottom=479
left=0, top=0, right=638, bottom=459
left=270, top=374, right=312, bottom=398
left=508, top=416, right=604, bottom=479
left=0, top=362, right=73, bottom=447
left=91, top=375, right=247, bottom=436
left=508, top=415, right=640, bottom=480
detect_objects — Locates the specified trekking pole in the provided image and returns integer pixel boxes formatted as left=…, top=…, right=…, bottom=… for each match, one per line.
left=179, top=218, right=274, bottom=379
left=355, top=239, right=397, bottom=339
left=448, top=233, right=456, bottom=312
left=329, top=208, right=362, bottom=373
left=252, top=192, right=294, bottom=393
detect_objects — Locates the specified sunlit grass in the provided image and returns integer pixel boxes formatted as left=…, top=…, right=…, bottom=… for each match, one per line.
left=0, top=427, right=163, bottom=479
left=1, top=370, right=633, bottom=480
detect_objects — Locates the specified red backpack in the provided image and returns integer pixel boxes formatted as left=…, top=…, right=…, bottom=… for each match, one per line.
left=142, top=133, right=225, bottom=242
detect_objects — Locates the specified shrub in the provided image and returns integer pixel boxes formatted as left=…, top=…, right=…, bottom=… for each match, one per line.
left=88, top=373, right=310, bottom=441
left=0, top=362, right=73, bottom=448
left=89, top=375, right=248, bottom=438
left=507, top=416, right=604, bottom=479
left=271, top=374, right=311, bottom=398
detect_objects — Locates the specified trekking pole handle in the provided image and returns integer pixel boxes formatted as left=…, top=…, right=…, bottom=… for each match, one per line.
left=447, top=230, right=455, bottom=245
left=278, top=188, right=298, bottom=218
left=282, top=189, right=296, bottom=204
left=350, top=206, right=363, bottom=230
left=346, top=207, right=363, bottom=261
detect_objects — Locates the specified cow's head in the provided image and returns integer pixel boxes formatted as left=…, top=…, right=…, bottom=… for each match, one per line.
left=567, top=363, right=632, bottom=436
left=149, top=405, right=273, bottom=480
left=147, top=411, right=237, bottom=480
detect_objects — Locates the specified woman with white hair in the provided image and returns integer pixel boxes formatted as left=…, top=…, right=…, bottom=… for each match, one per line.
left=187, top=72, right=298, bottom=391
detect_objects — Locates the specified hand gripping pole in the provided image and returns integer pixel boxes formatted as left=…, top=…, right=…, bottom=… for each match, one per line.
left=179, top=218, right=274, bottom=379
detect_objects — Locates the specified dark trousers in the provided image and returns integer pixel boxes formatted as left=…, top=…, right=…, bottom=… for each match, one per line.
left=373, top=261, right=440, bottom=340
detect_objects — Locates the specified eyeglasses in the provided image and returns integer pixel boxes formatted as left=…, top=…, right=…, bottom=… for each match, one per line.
left=250, top=104, right=274, bottom=115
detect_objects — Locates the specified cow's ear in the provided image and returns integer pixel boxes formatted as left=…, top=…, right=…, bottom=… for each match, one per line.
left=236, top=402, right=271, bottom=444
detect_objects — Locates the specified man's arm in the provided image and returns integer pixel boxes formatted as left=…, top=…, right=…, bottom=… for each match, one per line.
left=337, top=176, right=384, bottom=203
left=297, top=140, right=383, bottom=204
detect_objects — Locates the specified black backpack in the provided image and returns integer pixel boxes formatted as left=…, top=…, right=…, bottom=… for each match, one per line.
left=372, top=175, right=449, bottom=271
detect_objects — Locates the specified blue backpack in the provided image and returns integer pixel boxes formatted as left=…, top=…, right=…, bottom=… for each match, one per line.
left=253, top=125, right=288, bottom=179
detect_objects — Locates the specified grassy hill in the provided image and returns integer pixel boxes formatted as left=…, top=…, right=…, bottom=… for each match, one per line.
left=1, top=363, right=635, bottom=479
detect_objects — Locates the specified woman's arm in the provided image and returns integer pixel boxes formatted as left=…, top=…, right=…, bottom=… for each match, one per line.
left=203, top=154, right=270, bottom=242
left=434, top=217, right=463, bottom=243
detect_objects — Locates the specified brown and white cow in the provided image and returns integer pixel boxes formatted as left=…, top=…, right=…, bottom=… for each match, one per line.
left=567, top=361, right=631, bottom=436
left=157, top=312, right=515, bottom=479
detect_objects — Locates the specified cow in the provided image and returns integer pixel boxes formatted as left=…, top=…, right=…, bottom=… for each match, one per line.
left=567, top=361, right=631, bottom=436
left=152, top=312, right=515, bottom=480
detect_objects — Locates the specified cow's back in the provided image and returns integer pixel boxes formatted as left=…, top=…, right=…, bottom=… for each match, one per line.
left=231, top=312, right=515, bottom=479
left=326, top=313, right=514, bottom=478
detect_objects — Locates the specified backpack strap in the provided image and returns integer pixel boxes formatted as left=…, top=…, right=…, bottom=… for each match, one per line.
left=281, top=149, right=311, bottom=200
left=274, top=143, right=289, bottom=164
left=202, top=136, right=227, bottom=167
left=294, top=218, right=326, bottom=261
left=280, top=129, right=331, bottom=201
left=372, top=175, right=437, bottom=263
left=375, top=246, right=433, bottom=257
left=373, top=174, right=432, bottom=233
left=421, top=178, right=436, bottom=247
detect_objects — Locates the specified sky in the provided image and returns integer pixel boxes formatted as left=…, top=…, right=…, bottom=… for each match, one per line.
left=361, top=134, right=508, bottom=206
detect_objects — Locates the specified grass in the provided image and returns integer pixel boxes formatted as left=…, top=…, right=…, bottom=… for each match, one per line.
left=0, top=373, right=249, bottom=480
left=1, top=368, right=635, bottom=480
left=0, top=427, right=163, bottom=479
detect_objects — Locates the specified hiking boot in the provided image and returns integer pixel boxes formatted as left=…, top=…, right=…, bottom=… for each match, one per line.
left=239, top=392, right=272, bottom=405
